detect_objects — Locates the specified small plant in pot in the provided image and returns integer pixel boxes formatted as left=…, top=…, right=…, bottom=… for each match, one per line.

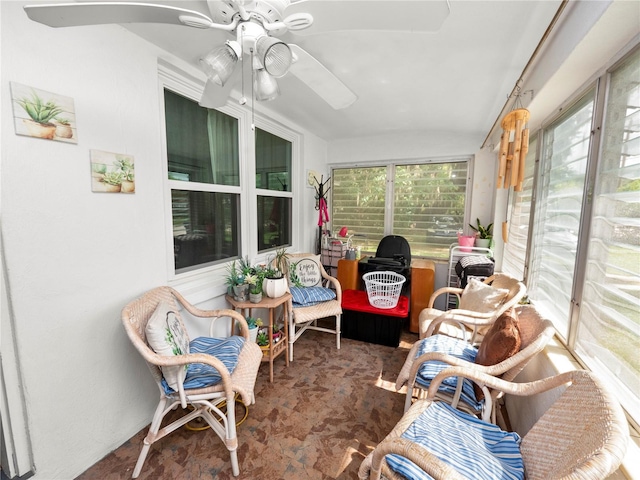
left=246, top=273, right=264, bottom=303
left=246, top=317, right=262, bottom=342
left=225, top=260, right=248, bottom=301
left=256, top=330, right=270, bottom=352
left=263, top=248, right=290, bottom=298
left=469, top=218, right=493, bottom=248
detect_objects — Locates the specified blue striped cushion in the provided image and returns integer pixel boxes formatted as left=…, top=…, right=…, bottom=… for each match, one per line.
left=386, top=402, right=524, bottom=480
left=290, top=286, right=336, bottom=307
left=161, top=336, right=244, bottom=394
left=414, top=335, right=482, bottom=411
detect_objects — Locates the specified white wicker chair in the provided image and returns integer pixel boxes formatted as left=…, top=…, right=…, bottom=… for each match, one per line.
left=418, top=273, right=526, bottom=343
left=285, top=253, right=342, bottom=361
left=121, top=286, right=262, bottom=478
left=360, top=369, right=629, bottom=480
left=397, top=305, right=555, bottom=422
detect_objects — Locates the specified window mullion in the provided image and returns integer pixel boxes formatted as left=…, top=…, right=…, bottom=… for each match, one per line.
left=567, top=77, right=607, bottom=348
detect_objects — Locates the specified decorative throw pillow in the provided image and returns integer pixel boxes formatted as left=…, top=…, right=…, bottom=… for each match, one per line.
left=145, top=301, right=190, bottom=391
left=473, top=308, right=521, bottom=400
left=288, top=255, right=322, bottom=287
left=290, top=286, right=336, bottom=307
left=458, top=278, right=509, bottom=313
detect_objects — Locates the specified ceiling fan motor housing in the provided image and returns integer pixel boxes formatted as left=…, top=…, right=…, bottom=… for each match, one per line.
left=207, top=0, right=290, bottom=26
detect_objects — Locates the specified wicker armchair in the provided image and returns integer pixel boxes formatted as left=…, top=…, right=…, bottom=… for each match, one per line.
left=360, top=368, right=629, bottom=480
left=397, top=305, right=555, bottom=422
left=121, top=286, right=262, bottom=478
left=285, top=253, right=342, bottom=361
left=418, top=273, right=526, bottom=343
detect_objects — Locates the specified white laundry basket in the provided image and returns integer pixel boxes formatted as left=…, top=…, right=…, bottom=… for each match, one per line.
left=362, top=271, right=406, bottom=309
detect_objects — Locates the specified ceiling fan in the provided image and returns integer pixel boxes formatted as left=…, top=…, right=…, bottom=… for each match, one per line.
left=23, top=1, right=450, bottom=110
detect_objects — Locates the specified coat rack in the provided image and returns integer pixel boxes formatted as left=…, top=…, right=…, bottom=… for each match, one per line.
left=314, top=175, right=330, bottom=254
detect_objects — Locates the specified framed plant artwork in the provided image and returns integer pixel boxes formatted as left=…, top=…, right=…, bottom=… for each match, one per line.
left=10, top=82, right=77, bottom=144
left=90, top=150, right=135, bottom=194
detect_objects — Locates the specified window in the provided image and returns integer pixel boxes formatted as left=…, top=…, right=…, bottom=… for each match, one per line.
left=165, top=89, right=241, bottom=273
left=160, top=60, right=301, bottom=276
left=331, top=159, right=469, bottom=259
left=575, top=48, right=640, bottom=423
left=255, top=127, right=292, bottom=251
left=510, top=46, right=640, bottom=427
left=528, top=90, right=595, bottom=337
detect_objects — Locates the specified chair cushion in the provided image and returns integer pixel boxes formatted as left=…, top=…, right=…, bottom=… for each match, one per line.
left=161, top=335, right=245, bottom=394
left=458, top=278, right=509, bottom=313
left=290, top=286, right=336, bottom=307
left=473, top=308, right=521, bottom=400
left=145, top=301, right=190, bottom=391
left=386, top=401, right=524, bottom=480
left=289, top=254, right=323, bottom=287
left=415, top=334, right=482, bottom=411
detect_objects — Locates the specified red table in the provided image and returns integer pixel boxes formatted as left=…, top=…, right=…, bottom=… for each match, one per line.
left=341, top=289, right=409, bottom=347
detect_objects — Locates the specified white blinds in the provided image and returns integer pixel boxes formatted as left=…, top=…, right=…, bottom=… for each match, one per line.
left=502, top=134, right=537, bottom=280
left=528, top=90, right=595, bottom=338
left=575, top=48, right=640, bottom=425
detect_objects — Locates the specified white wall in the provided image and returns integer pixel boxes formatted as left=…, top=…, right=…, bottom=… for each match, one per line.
left=0, top=2, right=328, bottom=478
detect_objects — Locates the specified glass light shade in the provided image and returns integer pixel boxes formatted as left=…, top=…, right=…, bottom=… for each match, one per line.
left=254, top=69, right=280, bottom=101
left=199, top=43, right=238, bottom=86
left=255, top=36, right=292, bottom=78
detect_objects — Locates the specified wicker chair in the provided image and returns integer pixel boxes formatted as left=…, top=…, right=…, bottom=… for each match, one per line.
left=360, top=368, right=629, bottom=480
left=285, top=253, right=342, bottom=361
left=121, top=286, right=262, bottom=478
left=418, top=273, right=526, bottom=343
left=397, top=305, right=555, bottom=422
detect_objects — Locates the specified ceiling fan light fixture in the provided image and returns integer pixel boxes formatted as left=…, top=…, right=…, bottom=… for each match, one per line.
left=254, top=69, right=280, bottom=101
left=255, top=35, right=292, bottom=78
left=199, top=40, right=241, bottom=86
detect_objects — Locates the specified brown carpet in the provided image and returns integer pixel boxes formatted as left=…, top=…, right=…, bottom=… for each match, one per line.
left=77, top=326, right=418, bottom=480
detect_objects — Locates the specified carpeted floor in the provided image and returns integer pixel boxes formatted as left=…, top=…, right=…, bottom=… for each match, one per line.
left=77, top=326, right=418, bottom=479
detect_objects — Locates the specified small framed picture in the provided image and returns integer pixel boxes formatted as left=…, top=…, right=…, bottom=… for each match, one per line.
left=10, top=82, right=77, bottom=144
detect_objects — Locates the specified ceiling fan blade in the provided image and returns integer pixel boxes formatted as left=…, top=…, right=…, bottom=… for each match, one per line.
left=23, top=2, right=213, bottom=28
left=199, top=67, right=241, bottom=109
left=284, top=0, right=450, bottom=35
left=288, top=44, right=356, bottom=110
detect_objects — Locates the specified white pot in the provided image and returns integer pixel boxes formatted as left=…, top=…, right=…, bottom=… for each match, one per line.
left=475, top=238, right=491, bottom=248
left=248, top=326, right=258, bottom=343
left=263, top=277, right=287, bottom=298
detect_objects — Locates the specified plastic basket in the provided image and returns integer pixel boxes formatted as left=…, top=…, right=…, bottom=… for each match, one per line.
left=362, top=271, right=406, bottom=309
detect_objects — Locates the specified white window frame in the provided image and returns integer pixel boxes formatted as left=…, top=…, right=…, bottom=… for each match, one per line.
left=158, top=61, right=301, bottom=297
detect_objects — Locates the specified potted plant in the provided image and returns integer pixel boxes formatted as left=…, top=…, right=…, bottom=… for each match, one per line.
left=101, top=170, right=123, bottom=193
left=246, top=317, right=262, bottom=343
left=263, top=248, right=289, bottom=298
left=225, top=260, right=248, bottom=300
left=256, top=330, right=270, bottom=353
left=271, top=322, right=282, bottom=343
left=246, top=268, right=264, bottom=303
left=469, top=218, right=493, bottom=248
left=16, top=90, right=65, bottom=139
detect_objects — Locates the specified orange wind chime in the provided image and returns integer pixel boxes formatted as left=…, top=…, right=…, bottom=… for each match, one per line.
left=497, top=107, right=530, bottom=192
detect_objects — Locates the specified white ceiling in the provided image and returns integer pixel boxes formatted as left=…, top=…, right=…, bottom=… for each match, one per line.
left=120, top=0, right=564, bottom=142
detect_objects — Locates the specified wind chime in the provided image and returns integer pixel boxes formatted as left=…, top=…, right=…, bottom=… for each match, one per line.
left=497, top=91, right=530, bottom=192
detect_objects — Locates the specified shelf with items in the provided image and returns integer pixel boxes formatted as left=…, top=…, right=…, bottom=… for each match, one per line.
left=321, top=239, right=347, bottom=278
left=225, top=293, right=291, bottom=383
left=447, top=244, right=494, bottom=310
